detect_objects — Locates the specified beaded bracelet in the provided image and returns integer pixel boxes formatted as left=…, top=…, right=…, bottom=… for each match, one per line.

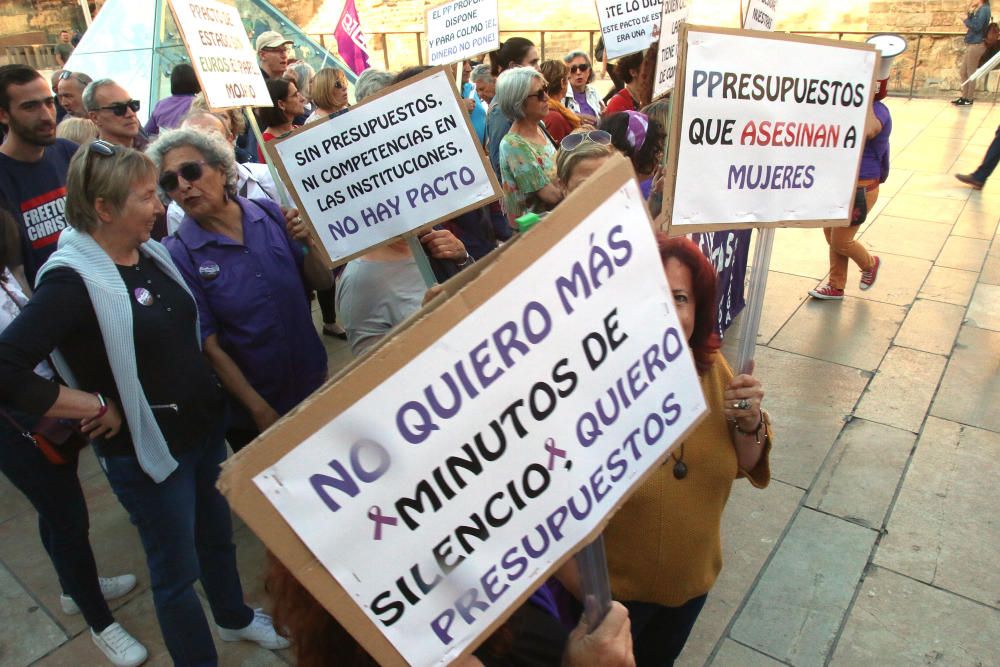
left=734, top=409, right=765, bottom=445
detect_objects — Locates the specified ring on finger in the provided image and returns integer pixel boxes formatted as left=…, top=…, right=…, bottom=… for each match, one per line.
left=736, top=399, right=750, bottom=410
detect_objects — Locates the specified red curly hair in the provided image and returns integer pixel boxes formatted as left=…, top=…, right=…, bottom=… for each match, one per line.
left=655, top=233, right=721, bottom=375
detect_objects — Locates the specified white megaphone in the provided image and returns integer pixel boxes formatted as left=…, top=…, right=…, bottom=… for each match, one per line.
left=866, top=34, right=907, bottom=80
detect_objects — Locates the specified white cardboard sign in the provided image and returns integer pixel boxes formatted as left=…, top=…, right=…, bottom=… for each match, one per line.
left=252, top=170, right=707, bottom=667
left=665, top=27, right=876, bottom=232
left=426, top=0, right=500, bottom=66
left=597, top=0, right=664, bottom=60
left=270, top=69, right=499, bottom=266
left=744, top=0, right=779, bottom=31
left=652, top=0, right=689, bottom=98
left=167, top=0, right=272, bottom=110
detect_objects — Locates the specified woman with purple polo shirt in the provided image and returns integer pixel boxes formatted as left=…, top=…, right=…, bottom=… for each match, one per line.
left=147, top=128, right=332, bottom=450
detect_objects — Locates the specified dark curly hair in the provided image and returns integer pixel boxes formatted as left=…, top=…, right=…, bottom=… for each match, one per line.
left=598, top=111, right=666, bottom=177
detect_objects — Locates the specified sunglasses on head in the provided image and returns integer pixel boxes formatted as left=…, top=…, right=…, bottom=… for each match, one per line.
left=158, top=161, right=208, bottom=192
left=58, top=71, right=92, bottom=86
left=99, top=99, right=140, bottom=116
left=560, top=130, right=612, bottom=152
left=570, top=63, right=591, bottom=74
left=82, top=139, right=116, bottom=197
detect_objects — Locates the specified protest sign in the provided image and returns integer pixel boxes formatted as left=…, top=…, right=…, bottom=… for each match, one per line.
left=596, top=0, right=664, bottom=60
left=268, top=67, right=500, bottom=267
left=426, top=0, right=500, bottom=66
left=652, top=0, right=689, bottom=98
left=167, top=0, right=272, bottom=110
left=219, top=154, right=708, bottom=667
left=744, top=0, right=778, bottom=31
left=662, top=26, right=877, bottom=234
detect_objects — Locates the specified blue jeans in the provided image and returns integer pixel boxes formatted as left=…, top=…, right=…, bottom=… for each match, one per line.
left=100, top=434, right=253, bottom=666
left=0, top=422, right=113, bottom=631
left=625, top=595, right=708, bottom=666
left=973, top=126, right=1000, bottom=183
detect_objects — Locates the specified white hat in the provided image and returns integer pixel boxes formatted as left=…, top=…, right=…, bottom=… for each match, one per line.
left=256, top=31, right=293, bottom=51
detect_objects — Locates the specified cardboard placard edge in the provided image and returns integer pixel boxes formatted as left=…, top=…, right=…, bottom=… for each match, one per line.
left=218, top=153, right=707, bottom=666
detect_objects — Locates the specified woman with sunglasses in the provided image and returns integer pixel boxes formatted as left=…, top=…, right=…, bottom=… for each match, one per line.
left=562, top=51, right=605, bottom=125
left=306, top=68, right=349, bottom=124
left=485, top=37, right=540, bottom=174
left=555, top=129, right=615, bottom=193
left=148, top=128, right=331, bottom=451
left=538, top=60, right=582, bottom=147
left=495, top=67, right=563, bottom=224
left=0, top=140, right=288, bottom=664
left=255, top=78, right=306, bottom=162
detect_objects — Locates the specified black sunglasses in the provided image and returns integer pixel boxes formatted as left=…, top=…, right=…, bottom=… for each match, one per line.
left=82, top=140, right=116, bottom=198
left=570, top=63, right=591, bottom=74
left=560, top=130, right=612, bottom=152
left=58, top=71, right=92, bottom=86
left=99, top=99, right=140, bottom=116
left=526, top=89, right=548, bottom=102
left=158, top=161, right=208, bottom=192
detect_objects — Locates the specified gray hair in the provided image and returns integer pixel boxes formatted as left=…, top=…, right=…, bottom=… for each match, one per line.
left=81, top=78, right=116, bottom=112
left=354, top=68, right=395, bottom=102
left=563, top=51, right=595, bottom=84
left=496, top=68, right=544, bottom=121
left=146, top=127, right=239, bottom=198
left=470, top=64, right=494, bottom=84
left=286, top=61, right=315, bottom=98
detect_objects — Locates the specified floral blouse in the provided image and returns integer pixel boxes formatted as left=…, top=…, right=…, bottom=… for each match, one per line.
left=498, top=132, right=557, bottom=221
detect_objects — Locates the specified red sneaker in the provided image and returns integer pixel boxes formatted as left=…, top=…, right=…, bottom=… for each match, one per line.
left=860, top=256, right=881, bottom=291
left=809, top=284, right=845, bottom=300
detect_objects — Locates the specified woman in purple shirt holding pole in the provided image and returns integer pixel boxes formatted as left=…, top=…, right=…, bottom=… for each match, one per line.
left=148, top=128, right=332, bottom=450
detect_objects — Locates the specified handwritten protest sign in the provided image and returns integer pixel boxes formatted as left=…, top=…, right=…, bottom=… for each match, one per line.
left=219, top=155, right=708, bottom=666
left=269, top=67, right=500, bottom=267
left=167, top=0, right=272, bottom=110
left=597, top=0, right=664, bottom=60
left=662, top=26, right=877, bottom=233
left=744, top=0, right=779, bottom=32
left=426, top=0, right=500, bottom=66
left=652, top=0, right=689, bottom=98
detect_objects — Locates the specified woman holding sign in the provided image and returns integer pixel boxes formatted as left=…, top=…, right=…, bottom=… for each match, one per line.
left=148, top=128, right=332, bottom=450
left=496, top=68, right=563, bottom=223
left=601, top=236, right=773, bottom=666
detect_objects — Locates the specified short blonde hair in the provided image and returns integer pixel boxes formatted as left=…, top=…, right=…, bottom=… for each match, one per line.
left=56, top=117, right=99, bottom=145
left=65, top=142, right=159, bottom=233
left=556, top=130, right=615, bottom=185
left=311, top=68, right=348, bottom=111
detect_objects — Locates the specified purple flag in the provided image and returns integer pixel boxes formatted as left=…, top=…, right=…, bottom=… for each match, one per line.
left=334, top=0, right=371, bottom=75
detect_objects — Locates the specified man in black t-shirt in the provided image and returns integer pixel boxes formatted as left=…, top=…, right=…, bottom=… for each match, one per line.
left=0, top=64, right=76, bottom=284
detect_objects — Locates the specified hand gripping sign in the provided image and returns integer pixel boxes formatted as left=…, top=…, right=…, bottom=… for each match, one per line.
left=662, top=26, right=878, bottom=234
left=218, top=154, right=708, bottom=667
left=267, top=67, right=501, bottom=268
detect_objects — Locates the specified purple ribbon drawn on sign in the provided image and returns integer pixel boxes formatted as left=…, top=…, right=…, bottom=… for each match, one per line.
left=544, top=438, right=567, bottom=470
left=368, top=506, right=397, bottom=541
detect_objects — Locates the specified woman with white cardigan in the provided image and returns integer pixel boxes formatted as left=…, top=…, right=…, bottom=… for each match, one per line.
left=0, top=141, right=287, bottom=665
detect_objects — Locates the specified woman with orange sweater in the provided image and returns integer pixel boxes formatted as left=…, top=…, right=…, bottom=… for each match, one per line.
left=602, top=235, right=774, bottom=666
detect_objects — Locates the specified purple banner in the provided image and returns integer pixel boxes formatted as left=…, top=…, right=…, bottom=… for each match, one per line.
left=694, top=230, right=752, bottom=335
left=335, top=0, right=371, bottom=76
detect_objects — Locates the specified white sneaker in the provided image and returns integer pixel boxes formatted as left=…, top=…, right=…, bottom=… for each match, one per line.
left=91, top=622, right=148, bottom=667
left=217, top=608, right=290, bottom=650
left=61, top=574, right=138, bottom=615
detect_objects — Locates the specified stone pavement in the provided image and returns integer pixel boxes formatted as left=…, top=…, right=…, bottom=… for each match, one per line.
left=1, top=97, right=998, bottom=665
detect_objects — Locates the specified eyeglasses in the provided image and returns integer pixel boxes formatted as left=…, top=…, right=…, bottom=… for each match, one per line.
left=570, top=63, right=591, bottom=74
left=98, top=99, right=140, bottom=116
left=158, top=161, right=208, bottom=192
left=58, top=71, right=92, bottom=86
left=82, top=140, right=116, bottom=198
left=560, top=130, right=612, bottom=152
left=526, top=89, right=548, bottom=102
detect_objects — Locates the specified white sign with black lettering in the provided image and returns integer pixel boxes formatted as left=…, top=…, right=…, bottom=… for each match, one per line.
left=270, top=69, right=499, bottom=266
left=744, top=0, right=778, bottom=31
left=652, top=0, right=689, bottom=98
left=596, top=0, right=664, bottom=60
left=167, top=0, right=272, bottom=110
left=426, top=0, right=500, bottom=66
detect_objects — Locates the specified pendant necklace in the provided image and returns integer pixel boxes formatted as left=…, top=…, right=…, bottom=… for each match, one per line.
left=671, top=442, right=687, bottom=480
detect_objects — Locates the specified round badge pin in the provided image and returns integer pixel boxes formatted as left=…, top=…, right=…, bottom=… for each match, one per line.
left=198, top=261, right=220, bottom=280
left=133, top=287, right=154, bottom=306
